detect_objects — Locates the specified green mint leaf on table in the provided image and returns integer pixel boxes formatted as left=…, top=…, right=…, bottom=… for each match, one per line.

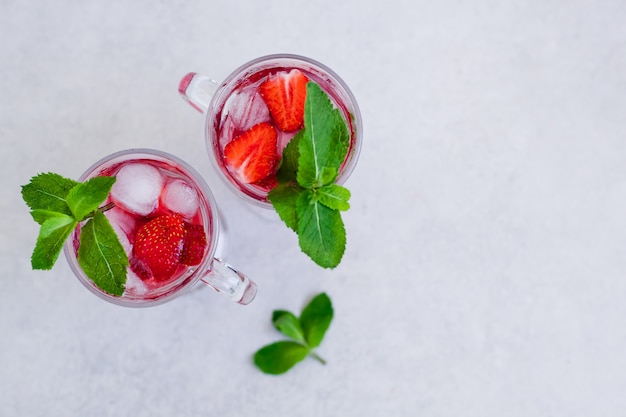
left=78, top=211, right=128, bottom=296
left=272, top=310, right=306, bottom=343
left=268, top=82, right=351, bottom=268
left=22, top=173, right=128, bottom=295
left=253, top=341, right=310, bottom=375
left=299, top=291, right=334, bottom=348
left=254, top=293, right=334, bottom=375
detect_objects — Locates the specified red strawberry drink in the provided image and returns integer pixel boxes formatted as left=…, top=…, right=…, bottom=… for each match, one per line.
left=63, top=149, right=256, bottom=307
left=179, top=54, right=362, bottom=207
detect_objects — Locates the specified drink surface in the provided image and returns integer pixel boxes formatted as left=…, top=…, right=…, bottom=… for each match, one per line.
left=208, top=60, right=359, bottom=205
left=69, top=158, right=212, bottom=300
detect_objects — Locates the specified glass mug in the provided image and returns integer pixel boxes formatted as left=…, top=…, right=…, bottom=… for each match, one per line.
left=63, top=148, right=257, bottom=307
left=178, top=53, right=363, bottom=209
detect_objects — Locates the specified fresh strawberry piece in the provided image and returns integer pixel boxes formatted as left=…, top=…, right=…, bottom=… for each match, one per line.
left=132, top=214, right=186, bottom=281
left=224, top=122, right=279, bottom=184
left=258, top=69, right=308, bottom=132
left=180, top=224, right=207, bottom=266
left=252, top=174, right=278, bottom=191
left=129, top=257, right=152, bottom=281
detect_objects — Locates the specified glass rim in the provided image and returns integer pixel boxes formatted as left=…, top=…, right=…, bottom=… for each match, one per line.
left=63, top=148, right=220, bottom=308
left=204, top=53, right=363, bottom=209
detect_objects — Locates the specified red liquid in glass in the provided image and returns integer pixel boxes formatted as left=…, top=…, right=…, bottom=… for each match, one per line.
left=70, top=158, right=212, bottom=299
left=209, top=64, right=358, bottom=204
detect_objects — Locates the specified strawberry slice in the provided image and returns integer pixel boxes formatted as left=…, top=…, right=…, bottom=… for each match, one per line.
left=180, top=224, right=207, bottom=266
left=252, top=174, right=278, bottom=191
left=224, top=122, right=278, bottom=184
left=258, top=69, right=308, bottom=132
left=132, top=214, right=186, bottom=281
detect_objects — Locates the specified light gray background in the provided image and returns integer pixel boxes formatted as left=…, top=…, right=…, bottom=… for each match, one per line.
left=2, top=1, right=625, bottom=416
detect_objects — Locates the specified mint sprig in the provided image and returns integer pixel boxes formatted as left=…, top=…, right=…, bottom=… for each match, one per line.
left=254, top=293, right=333, bottom=375
left=22, top=173, right=128, bottom=296
left=268, top=82, right=351, bottom=268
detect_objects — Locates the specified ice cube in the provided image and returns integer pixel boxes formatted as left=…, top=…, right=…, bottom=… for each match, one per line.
left=104, top=206, right=136, bottom=240
left=226, top=86, right=271, bottom=132
left=160, top=179, right=199, bottom=218
left=104, top=209, right=132, bottom=255
left=110, top=163, right=164, bottom=216
left=218, top=116, right=236, bottom=149
left=277, top=129, right=297, bottom=152
left=124, top=269, right=148, bottom=296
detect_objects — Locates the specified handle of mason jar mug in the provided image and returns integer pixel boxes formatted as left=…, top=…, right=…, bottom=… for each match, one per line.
left=178, top=72, right=218, bottom=114
left=201, top=258, right=257, bottom=305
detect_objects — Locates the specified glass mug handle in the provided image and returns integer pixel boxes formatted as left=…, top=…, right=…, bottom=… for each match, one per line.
left=202, top=258, right=257, bottom=305
left=179, top=72, right=217, bottom=114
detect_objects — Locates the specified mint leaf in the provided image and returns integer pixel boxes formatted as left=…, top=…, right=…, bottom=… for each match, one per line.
left=268, top=183, right=301, bottom=231
left=296, top=190, right=346, bottom=269
left=66, top=176, right=115, bottom=220
left=253, top=341, right=310, bottom=375
left=272, top=310, right=306, bottom=343
left=24, top=171, right=130, bottom=297
left=317, top=184, right=350, bottom=211
left=297, top=83, right=349, bottom=188
left=31, top=213, right=77, bottom=270
left=77, top=211, right=128, bottom=296
left=270, top=132, right=305, bottom=232
left=330, top=109, right=350, bottom=165
left=30, top=209, right=68, bottom=225
left=319, top=166, right=338, bottom=186
left=253, top=292, right=333, bottom=375
left=21, top=173, right=79, bottom=216
left=299, top=293, right=334, bottom=348
left=268, top=81, right=353, bottom=269
left=276, top=131, right=302, bottom=183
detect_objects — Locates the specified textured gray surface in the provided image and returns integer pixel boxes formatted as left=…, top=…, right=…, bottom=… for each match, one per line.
left=2, top=1, right=626, bottom=416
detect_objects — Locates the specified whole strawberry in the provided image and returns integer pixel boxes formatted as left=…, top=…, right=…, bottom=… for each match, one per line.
left=132, top=214, right=186, bottom=281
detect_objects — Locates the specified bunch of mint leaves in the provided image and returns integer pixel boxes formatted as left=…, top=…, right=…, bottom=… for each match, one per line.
left=254, top=292, right=334, bottom=375
left=268, top=82, right=351, bottom=269
left=21, top=173, right=128, bottom=295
